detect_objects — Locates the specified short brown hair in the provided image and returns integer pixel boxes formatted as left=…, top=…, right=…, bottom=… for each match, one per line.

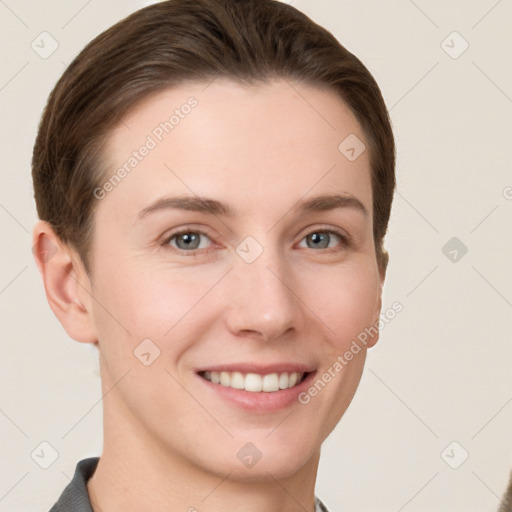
left=32, top=0, right=395, bottom=275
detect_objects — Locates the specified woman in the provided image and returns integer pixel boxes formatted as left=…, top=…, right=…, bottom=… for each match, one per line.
left=31, top=1, right=395, bottom=510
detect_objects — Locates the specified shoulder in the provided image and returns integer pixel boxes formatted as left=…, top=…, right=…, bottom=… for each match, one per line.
left=315, top=495, right=331, bottom=512
left=48, top=457, right=99, bottom=512
left=500, top=471, right=512, bottom=512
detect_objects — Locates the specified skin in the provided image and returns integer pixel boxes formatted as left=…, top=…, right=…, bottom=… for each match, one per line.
left=33, top=78, right=385, bottom=512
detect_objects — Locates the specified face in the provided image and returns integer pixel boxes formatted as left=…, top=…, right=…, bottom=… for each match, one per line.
left=85, top=78, right=383, bottom=480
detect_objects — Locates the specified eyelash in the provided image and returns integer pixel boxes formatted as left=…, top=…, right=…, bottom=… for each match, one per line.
left=161, top=226, right=352, bottom=256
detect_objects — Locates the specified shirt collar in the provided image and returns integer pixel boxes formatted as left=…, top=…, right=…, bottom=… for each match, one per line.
left=49, top=457, right=331, bottom=512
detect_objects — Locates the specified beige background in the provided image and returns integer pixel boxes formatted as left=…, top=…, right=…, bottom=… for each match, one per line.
left=1, top=0, right=511, bottom=510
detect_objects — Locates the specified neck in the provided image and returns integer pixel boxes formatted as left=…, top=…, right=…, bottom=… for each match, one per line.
left=87, top=389, right=320, bottom=512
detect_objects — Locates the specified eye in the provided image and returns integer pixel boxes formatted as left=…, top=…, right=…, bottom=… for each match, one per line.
left=162, top=229, right=214, bottom=255
left=298, top=229, right=350, bottom=251
left=161, top=227, right=350, bottom=256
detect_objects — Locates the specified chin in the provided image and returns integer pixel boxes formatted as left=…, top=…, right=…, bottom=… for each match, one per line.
left=220, top=456, right=314, bottom=483
left=205, top=434, right=320, bottom=482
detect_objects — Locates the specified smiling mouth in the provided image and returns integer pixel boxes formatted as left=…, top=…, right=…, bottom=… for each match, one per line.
left=198, top=370, right=310, bottom=392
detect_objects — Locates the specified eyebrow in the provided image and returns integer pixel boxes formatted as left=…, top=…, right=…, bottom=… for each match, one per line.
left=137, top=193, right=368, bottom=220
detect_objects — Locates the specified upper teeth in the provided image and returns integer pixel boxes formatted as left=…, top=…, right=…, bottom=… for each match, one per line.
left=202, top=371, right=304, bottom=392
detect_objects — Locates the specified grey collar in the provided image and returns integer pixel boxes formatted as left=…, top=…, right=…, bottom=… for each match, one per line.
left=49, top=457, right=331, bottom=512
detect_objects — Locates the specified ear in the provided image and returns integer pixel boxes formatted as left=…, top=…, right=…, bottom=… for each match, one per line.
left=32, top=220, right=97, bottom=344
left=366, top=254, right=387, bottom=349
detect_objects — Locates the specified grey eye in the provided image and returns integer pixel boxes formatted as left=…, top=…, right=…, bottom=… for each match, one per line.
left=168, top=231, right=209, bottom=251
left=300, top=230, right=346, bottom=250
left=305, top=232, right=331, bottom=249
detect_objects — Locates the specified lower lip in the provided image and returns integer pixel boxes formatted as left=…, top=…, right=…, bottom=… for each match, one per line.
left=197, top=372, right=316, bottom=413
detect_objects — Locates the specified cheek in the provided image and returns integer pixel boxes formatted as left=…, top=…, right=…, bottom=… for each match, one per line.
left=301, top=261, right=380, bottom=348
left=90, top=259, right=224, bottom=367
left=93, top=259, right=194, bottom=330
left=91, top=244, right=380, bottom=365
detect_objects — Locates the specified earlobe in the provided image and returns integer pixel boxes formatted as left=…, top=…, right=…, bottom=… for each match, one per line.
left=32, top=220, right=97, bottom=344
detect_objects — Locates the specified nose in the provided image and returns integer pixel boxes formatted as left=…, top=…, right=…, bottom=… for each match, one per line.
left=224, top=245, right=305, bottom=342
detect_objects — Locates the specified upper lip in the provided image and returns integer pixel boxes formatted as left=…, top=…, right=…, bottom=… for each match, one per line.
left=196, top=362, right=315, bottom=375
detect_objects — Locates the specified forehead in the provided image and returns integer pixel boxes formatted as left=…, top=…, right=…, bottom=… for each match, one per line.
left=97, top=78, right=372, bottom=224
